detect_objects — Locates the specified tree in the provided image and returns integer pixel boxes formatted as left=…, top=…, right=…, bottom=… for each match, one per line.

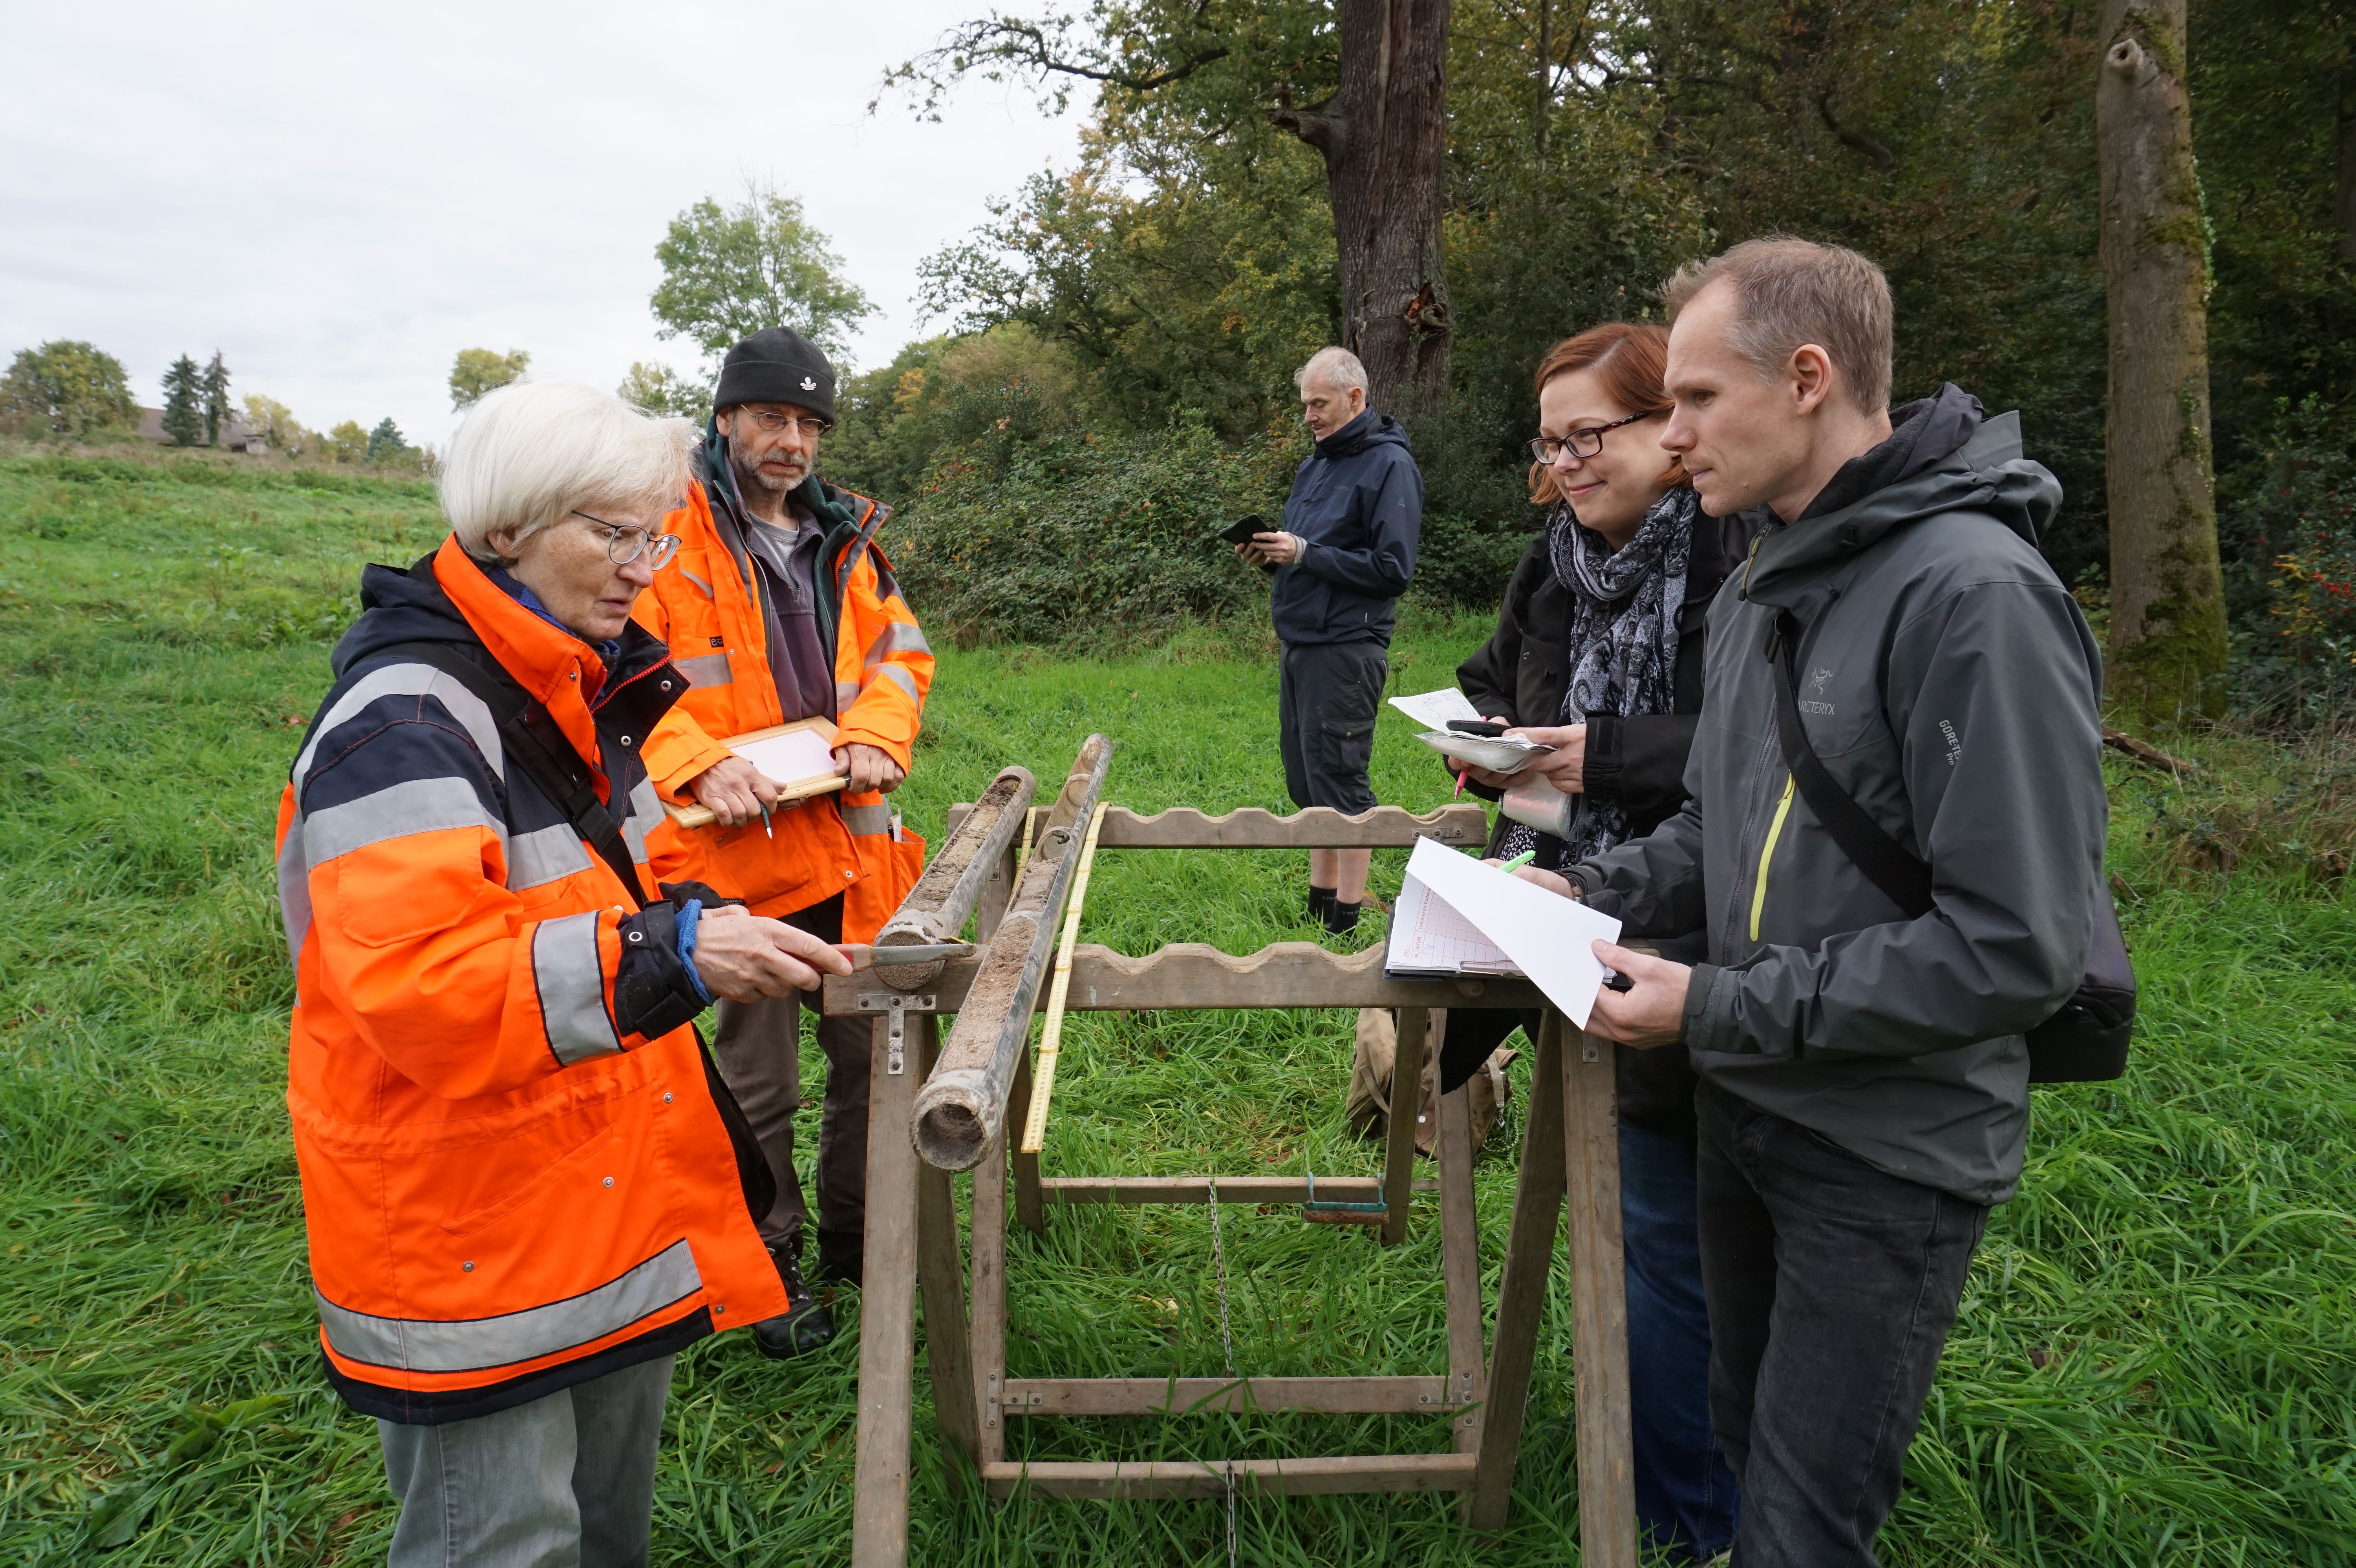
left=1271, top=1, right=1454, bottom=411
left=326, top=421, right=370, bottom=463
left=2098, top=0, right=2228, bottom=721
left=161, top=355, right=204, bottom=446
left=887, top=1, right=1457, bottom=414
left=0, top=340, right=138, bottom=437
left=242, top=393, right=308, bottom=455
left=201, top=351, right=232, bottom=444
left=617, top=362, right=711, bottom=419
left=366, top=418, right=412, bottom=464
left=650, top=184, right=876, bottom=362
left=450, top=347, right=530, bottom=410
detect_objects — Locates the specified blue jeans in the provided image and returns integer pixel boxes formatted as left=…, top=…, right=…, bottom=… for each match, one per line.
left=1622, top=1121, right=1742, bottom=1564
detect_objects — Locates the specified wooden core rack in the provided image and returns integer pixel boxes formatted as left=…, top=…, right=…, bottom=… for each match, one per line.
left=824, top=735, right=1637, bottom=1566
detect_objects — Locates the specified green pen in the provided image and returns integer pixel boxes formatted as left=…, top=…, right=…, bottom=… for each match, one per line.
left=1498, top=849, right=1537, bottom=872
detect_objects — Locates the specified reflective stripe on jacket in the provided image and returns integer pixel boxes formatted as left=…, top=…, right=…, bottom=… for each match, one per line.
left=638, top=460, right=932, bottom=938
left=277, top=537, right=785, bottom=1425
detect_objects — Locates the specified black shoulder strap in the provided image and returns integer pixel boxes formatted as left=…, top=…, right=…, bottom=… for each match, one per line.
left=373, top=640, right=649, bottom=911
left=1766, top=610, right=1934, bottom=920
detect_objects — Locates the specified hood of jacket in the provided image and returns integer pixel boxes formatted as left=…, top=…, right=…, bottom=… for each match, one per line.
left=1742, top=384, right=2061, bottom=609
left=1312, top=408, right=1410, bottom=462
left=333, top=552, right=477, bottom=680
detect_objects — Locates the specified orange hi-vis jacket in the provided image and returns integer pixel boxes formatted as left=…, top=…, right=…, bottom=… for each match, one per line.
left=276, top=537, right=785, bottom=1425
left=637, top=451, right=932, bottom=941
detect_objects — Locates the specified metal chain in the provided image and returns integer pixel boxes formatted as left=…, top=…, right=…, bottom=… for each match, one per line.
left=1205, top=1176, right=1238, bottom=1568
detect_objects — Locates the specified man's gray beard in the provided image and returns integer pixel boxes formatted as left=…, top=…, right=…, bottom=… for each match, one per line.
left=731, top=449, right=805, bottom=501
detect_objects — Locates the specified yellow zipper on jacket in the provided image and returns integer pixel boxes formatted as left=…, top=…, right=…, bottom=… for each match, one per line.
left=1749, top=773, right=1796, bottom=941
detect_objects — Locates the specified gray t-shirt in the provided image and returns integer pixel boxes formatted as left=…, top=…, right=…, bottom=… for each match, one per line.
left=739, top=507, right=838, bottom=724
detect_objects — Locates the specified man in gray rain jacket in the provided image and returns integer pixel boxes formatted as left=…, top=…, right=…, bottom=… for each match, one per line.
left=1531, top=238, right=2106, bottom=1568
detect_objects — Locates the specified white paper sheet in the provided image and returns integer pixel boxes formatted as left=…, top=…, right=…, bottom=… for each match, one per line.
left=1387, top=686, right=1484, bottom=730
left=732, top=727, right=838, bottom=785
left=1413, top=729, right=1550, bottom=775
left=1387, top=873, right=1518, bottom=974
left=1392, top=837, right=1624, bottom=1029
left=1390, top=686, right=1551, bottom=775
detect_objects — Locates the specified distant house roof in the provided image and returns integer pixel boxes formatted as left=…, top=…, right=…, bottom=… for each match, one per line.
left=137, top=407, right=260, bottom=450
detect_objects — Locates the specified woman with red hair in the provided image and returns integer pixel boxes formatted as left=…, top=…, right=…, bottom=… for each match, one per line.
left=1444, top=322, right=1754, bottom=1564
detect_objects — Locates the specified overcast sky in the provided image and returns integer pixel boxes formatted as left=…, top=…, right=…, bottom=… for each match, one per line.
left=0, top=2, right=1083, bottom=448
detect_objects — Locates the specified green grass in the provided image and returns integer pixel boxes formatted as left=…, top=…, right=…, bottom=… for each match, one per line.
left=0, top=448, right=2350, bottom=1564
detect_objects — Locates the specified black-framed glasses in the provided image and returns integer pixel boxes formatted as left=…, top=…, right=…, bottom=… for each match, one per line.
left=1526, top=411, right=1650, bottom=464
left=572, top=510, right=681, bottom=568
left=736, top=408, right=832, bottom=438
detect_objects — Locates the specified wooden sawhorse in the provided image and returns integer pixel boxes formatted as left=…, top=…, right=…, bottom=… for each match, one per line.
left=822, top=736, right=1635, bottom=1565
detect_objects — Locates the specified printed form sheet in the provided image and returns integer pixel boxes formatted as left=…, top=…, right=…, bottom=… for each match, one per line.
left=1385, top=837, right=1625, bottom=1029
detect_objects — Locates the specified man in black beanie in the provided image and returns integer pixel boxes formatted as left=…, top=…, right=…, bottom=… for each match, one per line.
left=637, top=325, right=935, bottom=1359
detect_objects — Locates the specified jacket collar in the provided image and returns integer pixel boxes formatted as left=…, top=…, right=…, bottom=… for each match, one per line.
left=1740, top=395, right=2060, bottom=610
left=430, top=535, right=689, bottom=773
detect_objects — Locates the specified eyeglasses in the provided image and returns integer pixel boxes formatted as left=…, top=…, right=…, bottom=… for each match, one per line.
left=572, top=511, right=682, bottom=569
left=735, top=408, right=832, bottom=438
left=1527, top=411, right=1650, bottom=464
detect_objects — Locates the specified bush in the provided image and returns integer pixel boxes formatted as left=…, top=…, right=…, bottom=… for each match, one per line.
left=2219, top=395, right=2356, bottom=723
left=892, top=418, right=1301, bottom=646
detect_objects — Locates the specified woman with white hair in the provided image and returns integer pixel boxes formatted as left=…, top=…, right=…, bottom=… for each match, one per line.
left=274, top=381, right=849, bottom=1565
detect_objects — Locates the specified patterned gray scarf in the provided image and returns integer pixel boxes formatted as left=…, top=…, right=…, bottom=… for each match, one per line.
left=1498, top=484, right=1698, bottom=865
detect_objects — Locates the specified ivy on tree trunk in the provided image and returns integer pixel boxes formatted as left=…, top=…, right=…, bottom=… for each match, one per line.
left=2097, top=0, right=2229, bottom=723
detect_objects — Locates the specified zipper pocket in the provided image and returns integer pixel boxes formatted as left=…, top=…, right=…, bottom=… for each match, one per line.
left=1749, top=773, right=1796, bottom=941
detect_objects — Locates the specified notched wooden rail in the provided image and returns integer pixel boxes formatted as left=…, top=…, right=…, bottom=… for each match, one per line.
left=822, top=940, right=1544, bottom=1018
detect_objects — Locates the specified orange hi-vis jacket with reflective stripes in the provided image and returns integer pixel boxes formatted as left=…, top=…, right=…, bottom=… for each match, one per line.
left=276, top=537, right=785, bottom=1425
left=636, top=450, right=932, bottom=941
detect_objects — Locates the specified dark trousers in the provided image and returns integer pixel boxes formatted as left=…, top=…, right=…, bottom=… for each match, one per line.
left=1277, top=638, right=1385, bottom=814
left=1695, top=1078, right=1988, bottom=1568
left=710, top=894, right=869, bottom=1266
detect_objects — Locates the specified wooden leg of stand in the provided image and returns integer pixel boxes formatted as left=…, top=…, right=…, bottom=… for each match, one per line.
left=1564, top=1030, right=1637, bottom=1568
left=1010, top=1042, right=1044, bottom=1235
left=1467, top=1010, right=1568, bottom=1530
left=852, top=1017, right=922, bottom=1568
left=971, top=1121, right=1010, bottom=1467
left=1380, top=1007, right=1430, bottom=1247
left=1437, top=1065, right=1487, bottom=1452
left=915, top=1017, right=980, bottom=1488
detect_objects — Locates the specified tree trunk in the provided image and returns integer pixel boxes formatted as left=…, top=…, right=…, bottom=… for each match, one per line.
left=2097, top=0, right=2228, bottom=722
left=2337, top=62, right=2356, bottom=263
left=1274, top=0, right=1455, bottom=415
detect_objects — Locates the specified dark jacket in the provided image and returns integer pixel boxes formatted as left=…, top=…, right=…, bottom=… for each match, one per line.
left=1454, top=495, right=1754, bottom=1137
left=1271, top=409, right=1421, bottom=645
left=1456, top=499, right=1750, bottom=840
left=1571, top=387, right=2106, bottom=1205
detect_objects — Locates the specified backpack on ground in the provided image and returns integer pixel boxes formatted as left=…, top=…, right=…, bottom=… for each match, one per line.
left=1346, top=1008, right=1515, bottom=1154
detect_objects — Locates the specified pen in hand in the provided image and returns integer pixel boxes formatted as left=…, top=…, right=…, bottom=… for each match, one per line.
left=758, top=797, right=773, bottom=839
left=1498, top=849, right=1537, bottom=872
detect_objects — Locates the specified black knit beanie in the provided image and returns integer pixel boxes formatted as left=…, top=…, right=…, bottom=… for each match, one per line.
left=713, top=327, right=836, bottom=424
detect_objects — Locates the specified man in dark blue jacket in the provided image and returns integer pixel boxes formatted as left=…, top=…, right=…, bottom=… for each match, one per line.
left=1237, top=346, right=1421, bottom=932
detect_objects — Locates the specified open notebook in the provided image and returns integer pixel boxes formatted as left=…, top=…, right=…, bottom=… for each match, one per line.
left=1384, top=837, right=1625, bottom=1029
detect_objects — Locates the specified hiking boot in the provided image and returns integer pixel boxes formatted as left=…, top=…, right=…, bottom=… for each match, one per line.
left=815, top=1227, right=863, bottom=1288
left=752, top=1245, right=835, bottom=1359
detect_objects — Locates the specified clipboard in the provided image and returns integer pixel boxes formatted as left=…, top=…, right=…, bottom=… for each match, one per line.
left=662, top=717, right=846, bottom=830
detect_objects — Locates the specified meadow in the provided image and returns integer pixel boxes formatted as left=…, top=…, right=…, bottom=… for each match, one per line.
left=0, top=450, right=2349, bottom=1565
